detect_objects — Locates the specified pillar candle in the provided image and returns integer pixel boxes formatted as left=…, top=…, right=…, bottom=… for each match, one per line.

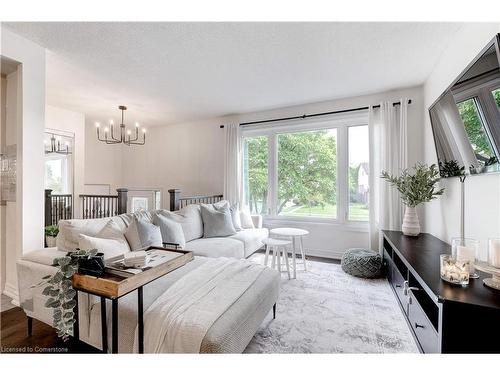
left=489, top=239, right=500, bottom=268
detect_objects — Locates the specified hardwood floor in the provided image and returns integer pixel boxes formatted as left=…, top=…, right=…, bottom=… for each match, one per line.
left=1, top=307, right=99, bottom=353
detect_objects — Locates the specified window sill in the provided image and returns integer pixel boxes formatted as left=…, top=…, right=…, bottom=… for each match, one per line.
left=262, top=215, right=369, bottom=232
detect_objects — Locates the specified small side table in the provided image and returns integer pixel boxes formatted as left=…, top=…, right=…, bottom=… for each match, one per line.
left=262, top=238, right=291, bottom=279
left=270, top=228, right=309, bottom=279
left=72, top=247, right=193, bottom=353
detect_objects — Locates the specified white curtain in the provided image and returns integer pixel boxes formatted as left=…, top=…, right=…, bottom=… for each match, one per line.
left=369, top=99, right=409, bottom=252
left=223, top=123, right=243, bottom=205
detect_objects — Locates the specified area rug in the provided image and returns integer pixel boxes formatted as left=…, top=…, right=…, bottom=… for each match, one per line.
left=245, top=253, right=418, bottom=353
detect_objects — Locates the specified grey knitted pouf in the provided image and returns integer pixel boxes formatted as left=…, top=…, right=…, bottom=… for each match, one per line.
left=341, top=248, right=382, bottom=278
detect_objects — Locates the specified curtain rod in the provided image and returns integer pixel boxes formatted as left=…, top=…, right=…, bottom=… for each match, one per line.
left=219, top=99, right=411, bottom=128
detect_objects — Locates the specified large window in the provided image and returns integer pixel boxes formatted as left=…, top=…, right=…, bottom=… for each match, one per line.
left=242, top=114, right=369, bottom=223
left=278, top=129, right=337, bottom=218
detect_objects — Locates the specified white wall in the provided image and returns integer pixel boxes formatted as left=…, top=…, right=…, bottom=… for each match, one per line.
left=1, top=27, right=46, bottom=304
left=45, top=106, right=85, bottom=218
left=120, top=85, right=424, bottom=258
left=84, top=118, right=123, bottom=194
left=423, top=24, right=500, bottom=258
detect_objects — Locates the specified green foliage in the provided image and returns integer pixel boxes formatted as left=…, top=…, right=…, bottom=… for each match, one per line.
left=456, top=99, right=495, bottom=161
left=493, top=88, right=500, bottom=108
left=381, top=163, right=445, bottom=208
left=44, top=225, right=59, bottom=237
left=38, top=249, right=97, bottom=341
left=244, top=130, right=337, bottom=215
left=438, top=159, right=465, bottom=178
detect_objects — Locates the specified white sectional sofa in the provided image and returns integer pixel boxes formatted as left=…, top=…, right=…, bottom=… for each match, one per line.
left=16, top=203, right=276, bottom=353
left=54, top=204, right=268, bottom=258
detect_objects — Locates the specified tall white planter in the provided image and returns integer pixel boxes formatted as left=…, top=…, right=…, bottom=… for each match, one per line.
left=402, top=206, right=420, bottom=236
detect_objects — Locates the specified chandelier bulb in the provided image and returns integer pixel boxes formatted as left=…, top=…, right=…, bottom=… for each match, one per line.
left=109, top=119, right=114, bottom=125
left=127, top=129, right=131, bottom=135
left=135, top=122, right=139, bottom=127
left=104, top=127, right=109, bottom=133
left=95, top=122, right=100, bottom=128
left=142, top=128, right=146, bottom=133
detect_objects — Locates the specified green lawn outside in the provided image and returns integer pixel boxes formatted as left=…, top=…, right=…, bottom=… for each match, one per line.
left=281, top=202, right=369, bottom=221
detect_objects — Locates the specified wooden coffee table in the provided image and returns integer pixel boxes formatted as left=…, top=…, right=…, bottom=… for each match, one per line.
left=72, top=247, right=193, bottom=353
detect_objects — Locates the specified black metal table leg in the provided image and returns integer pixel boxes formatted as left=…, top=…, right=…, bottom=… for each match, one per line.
left=112, top=298, right=118, bottom=353
left=73, top=290, right=79, bottom=340
left=273, top=303, right=276, bottom=319
left=100, top=297, right=108, bottom=353
left=138, top=286, right=144, bottom=354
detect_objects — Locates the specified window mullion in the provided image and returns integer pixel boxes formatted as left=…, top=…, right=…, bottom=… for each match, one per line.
left=268, top=133, right=277, bottom=216
left=337, top=126, right=348, bottom=223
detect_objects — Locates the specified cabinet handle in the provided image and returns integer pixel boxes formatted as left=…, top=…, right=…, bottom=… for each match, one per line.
left=415, top=322, right=425, bottom=329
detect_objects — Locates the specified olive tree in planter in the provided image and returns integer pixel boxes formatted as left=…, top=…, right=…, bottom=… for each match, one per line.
left=381, top=163, right=444, bottom=236
left=36, top=249, right=98, bottom=340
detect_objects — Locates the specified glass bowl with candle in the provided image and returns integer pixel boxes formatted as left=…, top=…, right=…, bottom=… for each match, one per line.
left=440, top=254, right=470, bottom=285
left=451, top=237, right=479, bottom=278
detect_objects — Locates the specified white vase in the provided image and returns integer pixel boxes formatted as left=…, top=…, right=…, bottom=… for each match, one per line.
left=46, top=235, right=57, bottom=248
left=402, top=206, right=420, bottom=236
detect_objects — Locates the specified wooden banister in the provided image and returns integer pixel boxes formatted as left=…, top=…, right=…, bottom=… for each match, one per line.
left=168, top=188, right=223, bottom=211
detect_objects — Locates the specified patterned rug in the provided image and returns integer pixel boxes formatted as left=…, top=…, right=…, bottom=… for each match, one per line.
left=245, top=253, right=418, bottom=353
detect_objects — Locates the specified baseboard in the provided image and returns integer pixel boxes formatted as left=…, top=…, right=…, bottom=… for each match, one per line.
left=3, top=282, right=20, bottom=306
left=305, top=248, right=343, bottom=260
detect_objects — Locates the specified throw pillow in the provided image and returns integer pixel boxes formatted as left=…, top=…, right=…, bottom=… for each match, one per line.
left=156, top=205, right=203, bottom=242
left=230, top=204, right=243, bottom=231
left=153, top=214, right=186, bottom=248
left=78, top=234, right=130, bottom=260
left=213, top=200, right=242, bottom=231
left=239, top=206, right=255, bottom=229
left=125, top=216, right=162, bottom=251
left=200, top=203, right=237, bottom=238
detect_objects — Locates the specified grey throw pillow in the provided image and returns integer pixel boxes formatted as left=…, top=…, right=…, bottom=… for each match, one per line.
left=230, top=204, right=243, bottom=231
left=153, top=214, right=186, bottom=248
left=125, top=216, right=162, bottom=251
left=200, top=203, right=237, bottom=238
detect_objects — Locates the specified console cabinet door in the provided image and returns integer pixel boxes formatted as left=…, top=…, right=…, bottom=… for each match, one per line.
left=408, top=291, right=439, bottom=353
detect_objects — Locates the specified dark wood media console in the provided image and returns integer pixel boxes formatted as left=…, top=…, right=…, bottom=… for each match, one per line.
left=382, top=231, right=500, bottom=353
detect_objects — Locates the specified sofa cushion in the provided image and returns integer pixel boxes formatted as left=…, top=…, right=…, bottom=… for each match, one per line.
left=157, top=205, right=203, bottom=242
left=56, top=217, right=111, bottom=252
left=230, top=228, right=268, bottom=258
left=78, top=234, right=131, bottom=259
left=153, top=214, right=186, bottom=248
left=125, top=217, right=162, bottom=251
left=184, top=238, right=245, bottom=259
left=22, top=247, right=68, bottom=266
left=200, top=203, right=236, bottom=238
left=239, top=207, right=255, bottom=229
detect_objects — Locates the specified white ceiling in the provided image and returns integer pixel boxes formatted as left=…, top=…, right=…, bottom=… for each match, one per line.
left=4, top=22, right=463, bottom=126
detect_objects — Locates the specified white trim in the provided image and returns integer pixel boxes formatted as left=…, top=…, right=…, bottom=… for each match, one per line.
left=242, top=111, right=370, bottom=225
left=304, top=248, right=344, bottom=260
left=3, top=282, right=20, bottom=306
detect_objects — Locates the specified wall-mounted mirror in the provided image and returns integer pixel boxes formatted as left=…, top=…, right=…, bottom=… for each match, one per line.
left=430, top=34, right=500, bottom=178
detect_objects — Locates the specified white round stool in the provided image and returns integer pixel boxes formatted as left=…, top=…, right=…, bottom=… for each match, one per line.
left=270, top=227, right=309, bottom=279
left=262, top=238, right=291, bottom=279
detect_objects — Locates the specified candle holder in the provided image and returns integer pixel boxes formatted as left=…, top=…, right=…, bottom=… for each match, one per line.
left=451, top=237, right=479, bottom=278
left=487, top=238, right=500, bottom=268
left=440, top=254, right=470, bottom=285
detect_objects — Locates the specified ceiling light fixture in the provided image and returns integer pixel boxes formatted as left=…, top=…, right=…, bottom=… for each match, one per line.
left=95, top=105, right=146, bottom=146
left=44, top=133, right=72, bottom=155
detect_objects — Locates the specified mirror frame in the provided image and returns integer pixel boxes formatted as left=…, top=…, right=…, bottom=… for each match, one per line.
left=429, top=33, right=500, bottom=178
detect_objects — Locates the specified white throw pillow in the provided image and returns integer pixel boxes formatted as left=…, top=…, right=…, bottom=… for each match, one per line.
left=125, top=217, right=163, bottom=251
left=156, top=205, right=203, bottom=242
left=153, top=214, right=186, bottom=248
left=240, top=206, right=255, bottom=229
left=230, top=204, right=243, bottom=231
left=78, top=234, right=130, bottom=260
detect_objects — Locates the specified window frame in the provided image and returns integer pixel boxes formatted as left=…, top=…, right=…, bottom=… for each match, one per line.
left=241, top=111, right=369, bottom=227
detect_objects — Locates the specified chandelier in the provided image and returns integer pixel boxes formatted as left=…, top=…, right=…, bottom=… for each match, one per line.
left=44, top=133, right=72, bottom=155
left=95, top=105, right=146, bottom=145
